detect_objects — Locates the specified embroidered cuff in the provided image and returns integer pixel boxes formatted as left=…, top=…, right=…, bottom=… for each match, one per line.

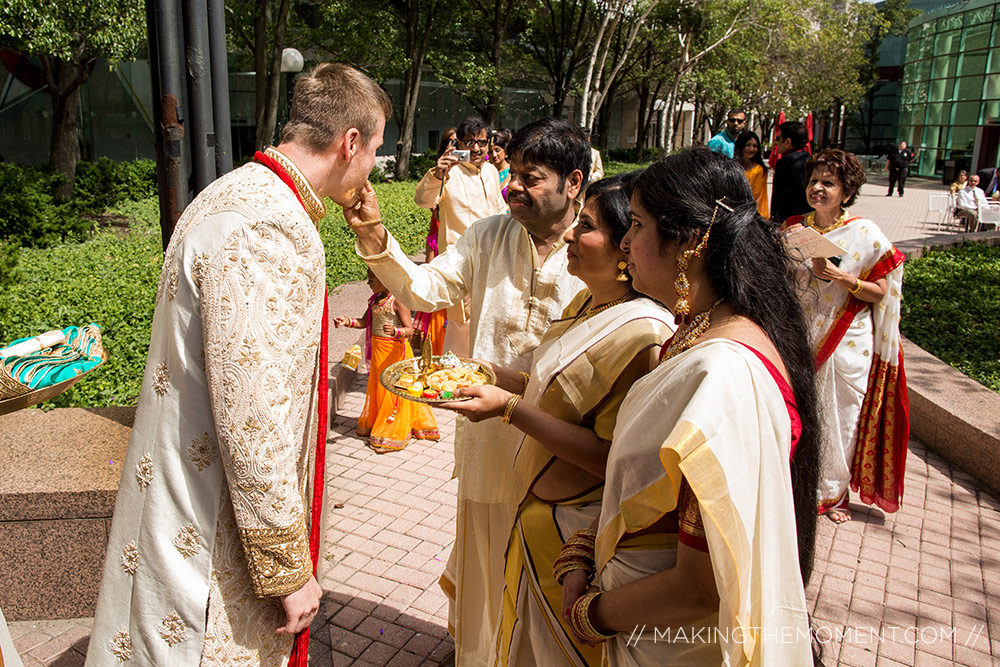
left=240, top=517, right=312, bottom=597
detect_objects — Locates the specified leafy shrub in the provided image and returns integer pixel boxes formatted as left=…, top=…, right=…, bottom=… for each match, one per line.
left=0, top=241, right=18, bottom=324
left=0, top=163, right=90, bottom=247
left=368, top=162, right=392, bottom=183
left=602, top=161, right=648, bottom=179
left=407, top=150, right=438, bottom=180
left=74, top=158, right=157, bottom=212
left=901, top=242, right=1000, bottom=392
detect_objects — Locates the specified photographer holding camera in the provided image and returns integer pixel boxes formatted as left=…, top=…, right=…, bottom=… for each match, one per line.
left=415, top=116, right=507, bottom=355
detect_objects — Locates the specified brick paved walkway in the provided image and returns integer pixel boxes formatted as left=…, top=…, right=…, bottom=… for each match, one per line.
left=8, top=173, right=999, bottom=665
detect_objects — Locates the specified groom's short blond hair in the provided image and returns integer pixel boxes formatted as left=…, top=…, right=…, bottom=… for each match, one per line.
left=281, top=63, right=393, bottom=152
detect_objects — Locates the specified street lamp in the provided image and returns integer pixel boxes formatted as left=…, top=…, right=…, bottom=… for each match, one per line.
left=279, top=48, right=304, bottom=132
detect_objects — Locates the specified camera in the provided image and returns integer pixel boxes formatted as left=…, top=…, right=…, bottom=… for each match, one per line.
left=452, top=149, right=471, bottom=162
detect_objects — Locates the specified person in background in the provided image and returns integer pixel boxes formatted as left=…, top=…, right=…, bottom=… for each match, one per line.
left=412, top=128, right=457, bottom=356
left=955, top=173, right=989, bottom=232
left=949, top=169, right=968, bottom=195
left=334, top=270, right=439, bottom=451
left=885, top=140, right=915, bottom=197
left=414, top=117, right=506, bottom=356
left=734, top=130, right=769, bottom=218
left=582, top=127, right=604, bottom=183
left=770, top=120, right=811, bottom=224
left=782, top=149, right=909, bottom=525
left=491, top=127, right=513, bottom=201
left=706, top=109, right=746, bottom=158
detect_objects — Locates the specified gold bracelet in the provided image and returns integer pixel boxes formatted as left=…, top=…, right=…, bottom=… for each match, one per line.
left=848, top=278, right=864, bottom=295
left=350, top=217, right=382, bottom=228
left=519, top=372, right=530, bottom=396
left=502, top=394, right=520, bottom=424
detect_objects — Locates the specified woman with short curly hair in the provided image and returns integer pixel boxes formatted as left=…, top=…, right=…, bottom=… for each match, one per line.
left=782, top=148, right=910, bottom=525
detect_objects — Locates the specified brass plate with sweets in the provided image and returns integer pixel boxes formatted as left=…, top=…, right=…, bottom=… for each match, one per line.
left=379, top=356, right=495, bottom=404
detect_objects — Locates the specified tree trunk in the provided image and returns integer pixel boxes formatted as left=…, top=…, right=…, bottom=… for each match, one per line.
left=254, top=0, right=290, bottom=150
left=41, top=55, right=89, bottom=201
left=635, top=84, right=650, bottom=161
left=394, top=0, right=434, bottom=181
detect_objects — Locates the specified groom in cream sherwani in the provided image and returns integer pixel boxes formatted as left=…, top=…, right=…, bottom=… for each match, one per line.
left=86, top=64, right=392, bottom=666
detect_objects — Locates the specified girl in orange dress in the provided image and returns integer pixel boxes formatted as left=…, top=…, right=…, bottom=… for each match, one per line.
left=334, top=271, right=440, bottom=451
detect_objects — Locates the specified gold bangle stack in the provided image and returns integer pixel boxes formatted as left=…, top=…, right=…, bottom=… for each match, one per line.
left=519, top=372, right=530, bottom=396
left=569, top=591, right=617, bottom=643
left=502, top=394, right=520, bottom=424
left=553, top=528, right=596, bottom=584
left=848, top=278, right=864, bottom=295
left=350, top=217, right=382, bottom=228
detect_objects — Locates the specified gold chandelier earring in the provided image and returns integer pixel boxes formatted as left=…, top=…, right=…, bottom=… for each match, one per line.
left=672, top=197, right=731, bottom=325
left=616, top=260, right=629, bottom=282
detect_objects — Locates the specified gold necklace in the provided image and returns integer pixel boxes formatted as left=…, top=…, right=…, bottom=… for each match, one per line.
left=660, top=298, right=725, bottom=363
left=805, top=209, right=850, bottom=235
left=264, top=147, right=327, bottom=223
left=579, top=292, right=634, bottom=321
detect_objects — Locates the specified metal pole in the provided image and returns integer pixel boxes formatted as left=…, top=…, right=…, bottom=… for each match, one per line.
left=207, top=0, right=233, bottom=177
left=181, top=0, right=215, bottom=193
left=149, top=0, right=190, bottom=251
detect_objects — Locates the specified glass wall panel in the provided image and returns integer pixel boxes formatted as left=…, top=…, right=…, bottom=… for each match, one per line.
left=949, top=125, right=976, bottom=151
left=984, top=74, right=1000, bottom=100
left=921, top=126, right=940, bottom=147
left=924, top=103, right=949, bottom=125
left=916, top=59, right=931, bottom=82
left=957, top=75, right=985, bottom=101
left=931, top=55, right=950, bottom=78
left=934, top=29, right=960, bottom=56
left=929, top=77, right=951, bottom=102
left=952, top=101, right=979, bottom=125
left=966, top=6, right=994, bottom=25
left=939, top=14, right=962, bottom=32
left=993, top=21, right=1000, bottom=47
left=961, top=23, right=991, bottom=51
left=983, top=100, right=1000, bottom=123
left=918, top=149, right=938, bottom=176
left=959, top=52, right=988, bottom=78
left=989, top=48, right=1000, bottom=74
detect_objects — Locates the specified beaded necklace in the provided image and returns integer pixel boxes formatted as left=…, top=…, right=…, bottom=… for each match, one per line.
left=804, top=209, right=850, bottom=235
left=659, top=298, right=725, bottom=363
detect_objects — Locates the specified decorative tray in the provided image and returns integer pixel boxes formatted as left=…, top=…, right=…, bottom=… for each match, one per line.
left=0, top=352, right=108, bottom=417
left=379, top=355, right=495, bottom=404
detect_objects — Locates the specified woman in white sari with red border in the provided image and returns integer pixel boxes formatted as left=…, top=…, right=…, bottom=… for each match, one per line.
left=782, top=149, right=909, bottom=524
left=560, top=149, right=823, bottom=665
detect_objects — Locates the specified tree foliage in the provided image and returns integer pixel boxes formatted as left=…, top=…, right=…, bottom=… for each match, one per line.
left=0, top=0, right=145, bottom=198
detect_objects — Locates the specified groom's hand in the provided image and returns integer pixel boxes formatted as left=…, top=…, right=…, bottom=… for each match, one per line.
left=276, top=575, right=322, bottom=635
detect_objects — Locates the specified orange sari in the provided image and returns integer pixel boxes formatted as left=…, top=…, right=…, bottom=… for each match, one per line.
left=358, top=335, right=439, bottom=451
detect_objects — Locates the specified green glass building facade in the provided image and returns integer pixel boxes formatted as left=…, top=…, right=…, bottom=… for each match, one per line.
left=898, top=0, right=1000, bottom=178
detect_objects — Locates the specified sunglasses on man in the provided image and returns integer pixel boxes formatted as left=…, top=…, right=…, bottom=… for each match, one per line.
left=727, top=117, right=745, bottom=124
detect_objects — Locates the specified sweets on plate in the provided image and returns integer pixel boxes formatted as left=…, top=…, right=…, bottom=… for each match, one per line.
left=426, top=367, right=488, bottom=393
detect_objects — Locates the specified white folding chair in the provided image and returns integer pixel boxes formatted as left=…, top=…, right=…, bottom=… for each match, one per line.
left=976, top=202, right=1000, bottom=232
left=927, top=194, right=952, bottom=229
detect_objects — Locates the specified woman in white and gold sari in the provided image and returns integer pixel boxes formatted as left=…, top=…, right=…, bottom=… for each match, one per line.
left=442, top=175, right=674, bottom=666
left=561, top=149, right=822, bottom=665
left=782, top=149, right=909, bottom=524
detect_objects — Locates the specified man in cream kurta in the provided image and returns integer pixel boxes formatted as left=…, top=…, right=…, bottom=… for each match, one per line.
left=86, top=64, right=392, bottom=666
left=415, top=117, right=507, bottom=355
left=347, top=118, right=591, bottom=666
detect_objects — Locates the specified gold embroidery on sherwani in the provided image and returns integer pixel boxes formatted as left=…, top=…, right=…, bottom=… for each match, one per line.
left=135, top=454, right=153, bottom=489
left=188, top=432, right=217, bottom=471
left=157, top=612, right=187, bottom=646
left=120, top=541, right=138, bottom=576
left=152, top=361, right=170, bottom=395
left=174, top=524, right=202, bottom=558
left=200, top=215, right=323, bottom=598
left=108, top=629, right=131, bottom=661
left=166, top=265, right=179, bottom=300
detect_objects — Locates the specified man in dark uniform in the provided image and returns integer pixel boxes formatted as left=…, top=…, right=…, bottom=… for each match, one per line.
left=886, top=141, right=915, bottom=196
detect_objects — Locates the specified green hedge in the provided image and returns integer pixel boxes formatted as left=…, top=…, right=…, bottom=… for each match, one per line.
left=901, top=242, right=1000, bottom=393
left=0, top=180, right=430, bottom=408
